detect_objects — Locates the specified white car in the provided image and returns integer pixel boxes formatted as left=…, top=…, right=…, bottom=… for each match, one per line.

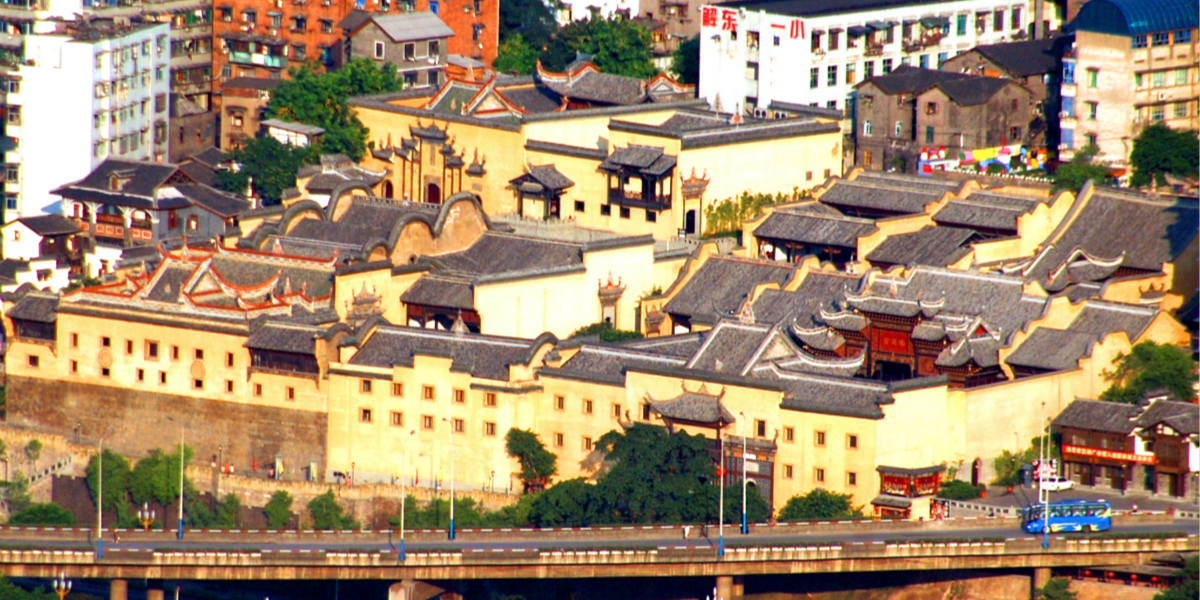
left=1038, top=475, right=1074, bottom=492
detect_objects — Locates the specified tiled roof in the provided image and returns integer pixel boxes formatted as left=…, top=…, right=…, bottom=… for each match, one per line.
left=862, top=65, right=1013, bottom=106
left=650, top=390, right=734, bottom=424
left=1067, top=301, right=1157, bottom=340
left=1052, top=398, right=1139, bottom=434
left=818, top=179, right=943, bottom=215
left=427, top=232, right=584, bottom=281
left=246, top=322, right=319, bottom=353
left=175, top=184, right=250, bottom=217
left=662, top=256, right=793, bottom=325
left=971, top=36, right=1060, bottom=78
left=1005, top=329, right=1097, bottom=371
left=510, top=165, right=574, bottom=192
left=369, top=10, right=453, bottom=42
left=14, top=215, right=80, bottom=236
left=7, top=292, right=58, bottom=322
left=934, top=334, right=1001, bottom=367
left=753, top=209, right=877, bottom=247
left=348, top=326, right=543, bottom=380
left=750, top=271, right=863, bottom=326
left=543, top=345, right=687, bottom=385
left=865, top=225, right=976, bottom=267
left=1135, top=399, right=1198, bottom=436
left=543, top=69, right=647, bottom=105
left=933, top=200, right=1026, bottom=231
left=686, top=321, right=786, bottom=375
left=400, top=275, right=474, bottom=309
left=599, top=145, right=677, bottom=177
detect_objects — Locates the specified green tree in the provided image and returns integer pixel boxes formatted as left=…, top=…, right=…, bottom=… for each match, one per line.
left=0, top=439, right=8, bottom=481
left=670, top=35, right=700, bottom=84
left=1100, top=341, right=1197, bottom=404
left=22, top=439, right=40, bottom=474
left=212, top=493, right=242, bottom=529
left=1050, top=144, right=1108, bottom=192
left=307, top=490, right=358, bottom=530
left=777, top=489, right=863, bottom=521
left=5, top=472, right=31, bottom=515
left=549, top=17, right=657, bottom=78
left=936, top=480, right=983, bottom=500
left=0, top=577, right=56, bottom=600
left=1130, top=124, right=1200, bottom=188
left=8, top=502, right=74, bottom=526
left=493, top=33, right=540, bottom=75
left=703, top=190, right=806, bottom=236
left=1155, top=554, right=1199, bottom=600
left=569, top=322, right=643, bottom=342
left=85, top=450, right=131, bottom=523
left=215, top=135, right=313, bottom=205
left=526, top=478, right=597, bottom=527
left=499, top=0, right=557, bottom=52
left=264, top=490, right=294, bottom=529
left=267, top=58, right=403, bottom=161
left=1035, top=577, right=1077, bottom=600
left=505, top=428, right=558, bottom=493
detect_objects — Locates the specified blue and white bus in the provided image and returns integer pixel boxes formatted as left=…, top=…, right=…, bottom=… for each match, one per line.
left=1022, top=499, right=1112, bottom=533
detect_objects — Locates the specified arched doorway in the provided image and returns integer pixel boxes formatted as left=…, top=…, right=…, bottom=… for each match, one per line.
left=425, top=182, right=441, bottom=204
left=382, top=180, right=394, bottom=199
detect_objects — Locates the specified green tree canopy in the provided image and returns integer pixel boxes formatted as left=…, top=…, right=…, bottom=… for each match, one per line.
left=777, top=489, right=863, bottom=521
left=992, top=434, right=1059, bottom=485
left=545, top=17, right=657, bottom=78
left=22, top=440, right=40, bottom=473
left=1130, top=124, right=1200, bottom=188
left=5, top=472, right=31, bottom=515
left=215, top=135, right=313, bottom=205
left=505, top=428, right=558, bottom=492
left=499, top=0, right=557, bottom=52
left=0, top=577, right=56, bottom=600
left=85, top=450, right=131, bottom=520
left=1035, top=577, right=1077, bottom=600
left=670, top=35, right=700, bottom=84
left=1050, top=144, right=1109, bottom=192
left=8, top=502, right=74, bottom=526
left=1101, top=341, right=1197, bottom=404
left=128, top=445, right=193, bottom=508
left=264, top=490, right=294, bottom=529
left=493, top=33, right=540, bottom=75
left=267, top=58, right=403, bottom=162
left=1155, top=554, right=1199, bottom=600
left=308, top=490, right=358, bottom=530
left=526, top=478, right=598, bottom=527
left=936, top=480, right=983, bottom=500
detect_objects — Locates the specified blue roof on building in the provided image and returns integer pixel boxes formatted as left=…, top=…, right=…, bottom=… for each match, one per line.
left=1069, top=0, right=1198, bottom=36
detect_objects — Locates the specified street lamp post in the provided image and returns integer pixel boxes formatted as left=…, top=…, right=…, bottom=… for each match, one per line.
left=166, top=416, right=186, bottom=540
left=137, top=502, right=156, bottom=531
left=1040, top=403, right=1049, bottom=549
left=51, top=572, right=71, bottom=600
left=441, top=418, right=456, bottom=540
left=717, top=425, right=725, bottom=558
left=739, top=412, right=748, bottom=535
left=398, top=429, right=415, bottom=561
left=95, top=429, right=112, bottom=560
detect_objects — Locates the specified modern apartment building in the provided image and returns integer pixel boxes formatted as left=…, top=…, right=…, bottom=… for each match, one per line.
left=2, top=17, right=171, bottom=221
left=1057, top=0, right=1198, bottom=166
left=698, top=0, right=1032, bottom=115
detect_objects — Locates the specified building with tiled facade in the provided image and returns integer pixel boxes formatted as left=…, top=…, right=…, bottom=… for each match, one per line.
left=1057, top=0, right=1198, bottom=166
left=3, top=171, right=1195, bottom=519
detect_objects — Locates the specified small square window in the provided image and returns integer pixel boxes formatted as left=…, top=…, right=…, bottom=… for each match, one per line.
left=422, top=385, right=434, bottom=400
left=619, top=207, right=631, bottom=219
left=815, top=431, right=826, bottom=446
left=254, top=383, right=263, bottom=396
left=645, top=210, right=657, bottom=222
left=784, top=427, right=794, bottom=442
left=452, top=418, right=465, bottom=433
left=815, top=468, right=825, bottom=482
left=102, top=336, right=111, bottom=347
left=137, top=368, right=145, bottom=382
left=361, top=379, right=373, bottom=393
left=554, top=395, right=565, bottom=410
left=226, top=380, right=234, bottom=392
left=612, top=403, right=622, bottom=418
left=583, top=399, right=593, bottom=414
left=392, top=383, right=403, bottom=396
left=286, top=387, right=295, bottom=401
left=847, top=434, right=858, bottom=449
left=755, top=419, right=766, bottom=437
left=583, top=436, right=593, bottom=451
left=27, top=355, right=39, bottom=367
left=195, top=349, right=204, bottom=360
left=360, top=408, right=373, bottom=423
left=554, top=432, right=564, bottom=447
left=391, top=411, right=403, bottom=426
left=101, top=367, right=111, bottom=377
left=600, top=204, right=611, bottom=216
left=159, top=371, right=167, bottom=384
left=484, top=421, right=496, bottom=436
left=847, top=471, right=857, bottom=486
left=484, top=392, right=497, bottom=407
left=226, top=352, right=234, bottom=367
left=147, top=341, right=158, bottom=358
left=422, top=415, right=434, bottom=429
left=193, top=378, right=203, bottom=390
left=574, top=201, right=585, bottom=212
left=784, top=464, right=793, bottom=479
left=453, top=389, right=465, bottom=403
left=171, top=346, right=179, bottom=360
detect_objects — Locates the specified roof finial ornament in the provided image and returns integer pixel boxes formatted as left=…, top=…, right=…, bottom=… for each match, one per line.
left=451, top=310, right=469, bottom=335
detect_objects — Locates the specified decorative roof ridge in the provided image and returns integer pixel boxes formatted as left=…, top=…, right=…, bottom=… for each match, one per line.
left=371, top=324, right=535, bottom=348
left=777, top=347, right=865, bottom=369
left=761, top=362, right=890, bottom=391
left=572, top=344, right=690, bottom=362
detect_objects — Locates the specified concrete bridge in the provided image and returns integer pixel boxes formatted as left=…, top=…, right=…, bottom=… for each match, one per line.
left=0, top=515, right=1191, bottom=599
